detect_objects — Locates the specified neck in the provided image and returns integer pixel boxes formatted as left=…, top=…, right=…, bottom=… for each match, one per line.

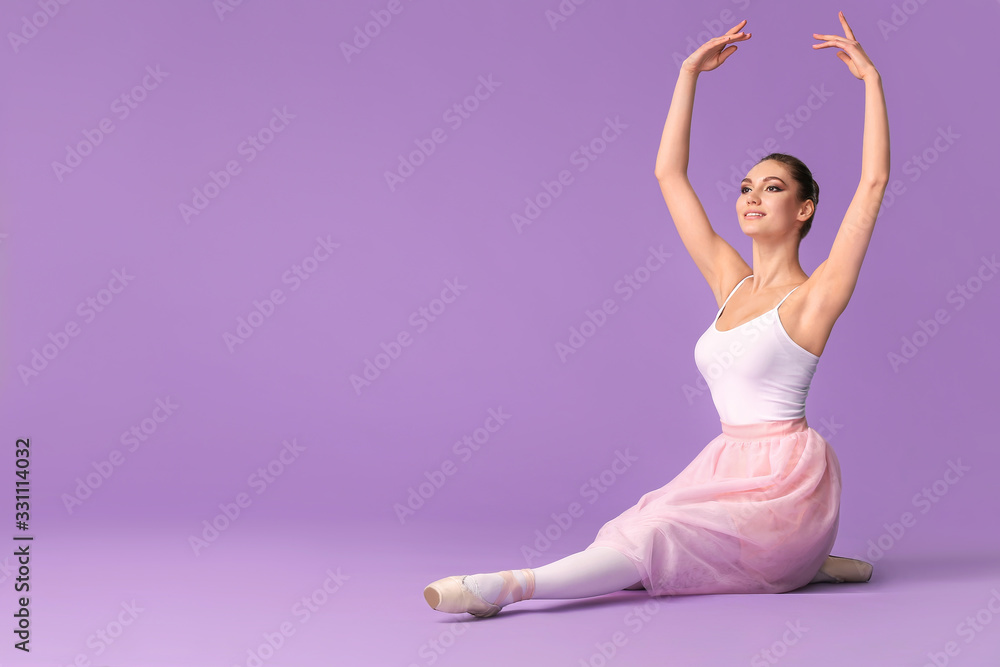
left=748, top=236, right=807, bottom=291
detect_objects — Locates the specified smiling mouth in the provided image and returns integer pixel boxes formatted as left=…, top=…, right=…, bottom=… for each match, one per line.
left=745, top=213, right=765, bottom=218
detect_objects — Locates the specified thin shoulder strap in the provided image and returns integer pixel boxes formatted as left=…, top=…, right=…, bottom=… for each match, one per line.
left=776, top=284, right=802, bottom=310
left=718, top=274, right=753, bottom=313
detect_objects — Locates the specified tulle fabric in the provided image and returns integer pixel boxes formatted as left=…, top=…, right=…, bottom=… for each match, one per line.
left=584, top=417, right=841, bottom=596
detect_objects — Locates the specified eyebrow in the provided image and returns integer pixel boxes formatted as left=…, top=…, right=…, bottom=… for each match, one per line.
left=741, top=176, right=787, bottom=185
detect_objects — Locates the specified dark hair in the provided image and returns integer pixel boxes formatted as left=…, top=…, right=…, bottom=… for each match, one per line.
left=754, top=153, right=819, bottom=240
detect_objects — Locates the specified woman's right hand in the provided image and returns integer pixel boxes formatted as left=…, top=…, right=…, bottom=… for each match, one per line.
left=681, top=20, right=751, bottom=75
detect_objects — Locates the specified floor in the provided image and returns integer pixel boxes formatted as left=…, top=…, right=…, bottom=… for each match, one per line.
left=26, top=519, right=1000, bottom=666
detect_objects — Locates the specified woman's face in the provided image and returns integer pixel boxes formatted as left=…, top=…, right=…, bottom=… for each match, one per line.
left=737, top=160, right=811, bottom=238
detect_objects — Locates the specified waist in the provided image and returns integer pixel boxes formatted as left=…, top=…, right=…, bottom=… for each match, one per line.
left=720, top=416, right=809, bottom=439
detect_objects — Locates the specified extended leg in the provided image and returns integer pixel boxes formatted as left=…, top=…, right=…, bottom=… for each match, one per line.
left=530, top=546, right=644, bottom=599
left=469, top=546, right=643, bottom=607
left=425, top=546, right=643, bottom=617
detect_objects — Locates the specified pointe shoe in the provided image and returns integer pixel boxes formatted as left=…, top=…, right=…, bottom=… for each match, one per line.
left=811, top=556, right=873, bottom=584
left=424, top=569, right=536, bottom=618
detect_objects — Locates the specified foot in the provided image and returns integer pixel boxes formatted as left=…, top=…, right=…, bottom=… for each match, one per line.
left=424, top=569, right=536, bottom=617
left=810, top=556, right=873, bottom=584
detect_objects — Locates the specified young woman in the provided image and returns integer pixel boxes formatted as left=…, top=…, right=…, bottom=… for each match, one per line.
left=424, top=12, right=889, bottom=617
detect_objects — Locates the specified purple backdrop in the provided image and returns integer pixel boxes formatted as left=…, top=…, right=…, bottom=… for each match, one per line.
left=2, top=0, right=998, bottom=665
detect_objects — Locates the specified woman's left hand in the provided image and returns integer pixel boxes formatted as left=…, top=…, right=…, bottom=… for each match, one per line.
left=812, top=11, right=879, bottom=81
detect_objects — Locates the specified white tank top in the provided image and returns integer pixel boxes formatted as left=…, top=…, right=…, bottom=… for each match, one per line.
left=693, top=275, right=820, bottom=425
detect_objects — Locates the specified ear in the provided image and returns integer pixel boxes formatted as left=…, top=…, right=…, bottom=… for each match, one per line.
left=798, top=199, right=815, bottom=222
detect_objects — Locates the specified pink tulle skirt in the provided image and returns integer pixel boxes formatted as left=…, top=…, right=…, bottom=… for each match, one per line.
left=585, top=416, right=841, bottom=596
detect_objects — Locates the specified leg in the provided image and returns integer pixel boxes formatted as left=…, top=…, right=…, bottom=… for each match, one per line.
left=471, top=546, right=642, bottom=605
left=424, top=546, right=644, bottom=617
left=531, top=546, right=644, bottom=599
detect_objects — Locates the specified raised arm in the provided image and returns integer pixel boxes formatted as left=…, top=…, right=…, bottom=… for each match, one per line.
left=655, top=22, right=753, bottom=304
left=808, top=12, right=890, bottom=321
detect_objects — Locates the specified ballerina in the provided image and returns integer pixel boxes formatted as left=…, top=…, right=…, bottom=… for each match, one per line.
left=424, top=11, right=888, bottom=618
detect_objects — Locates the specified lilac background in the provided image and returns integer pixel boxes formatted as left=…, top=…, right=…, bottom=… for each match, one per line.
left=1, top=0, right=998, bottom=665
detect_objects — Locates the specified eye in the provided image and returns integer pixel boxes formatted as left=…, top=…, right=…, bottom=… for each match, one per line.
left=740, top=186, right=782, bottom=193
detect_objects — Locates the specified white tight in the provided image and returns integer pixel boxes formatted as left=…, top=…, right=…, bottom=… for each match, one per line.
left=530, top=547, right=642, bottom=599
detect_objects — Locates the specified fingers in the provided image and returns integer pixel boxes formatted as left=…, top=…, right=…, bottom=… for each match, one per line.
left=719, top=31, right=751, bottom=43
left=725, top=19, right=748, bottom=35
left=838, top=11, right=856, bottom=40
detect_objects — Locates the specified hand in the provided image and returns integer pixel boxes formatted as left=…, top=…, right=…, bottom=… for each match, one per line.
left=812, top=11, right=879, bottom=81
left=681, top=20, right=751, bottom=75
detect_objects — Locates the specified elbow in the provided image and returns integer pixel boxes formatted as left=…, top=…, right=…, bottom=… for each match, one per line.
left=655, top=169, right=684, bottom=183
left=862, top=174, right=889, bottom=189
